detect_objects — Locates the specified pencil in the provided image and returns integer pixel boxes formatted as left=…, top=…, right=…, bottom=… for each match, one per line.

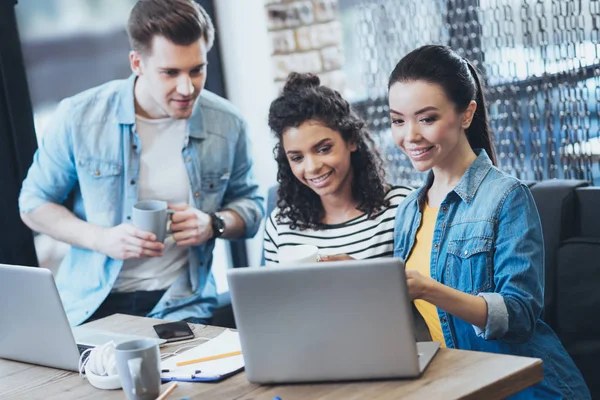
left=156, top=382, right=178, bottom=400
left=175, top=350, right=242, bottom=367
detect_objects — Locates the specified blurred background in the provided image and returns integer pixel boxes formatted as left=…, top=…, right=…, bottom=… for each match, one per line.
left=344, top=0, right=600, bottom=187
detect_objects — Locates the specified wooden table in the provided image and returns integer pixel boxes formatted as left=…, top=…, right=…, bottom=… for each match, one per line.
left=0, top=314, right=542, bottom=399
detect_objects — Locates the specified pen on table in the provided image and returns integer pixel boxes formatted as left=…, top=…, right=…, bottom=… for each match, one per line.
left=155, top=382, right=178, bottom=400
left=175, top=350, right=242, bottom=367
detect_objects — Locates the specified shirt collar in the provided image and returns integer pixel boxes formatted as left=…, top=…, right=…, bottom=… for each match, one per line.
left=116, top=74, right=137, bottom=125
left=453, top=149, right=493, bottom=203
left=415, top=149, right=493, bottom=206
left=188, top=98, right=206, bottom=139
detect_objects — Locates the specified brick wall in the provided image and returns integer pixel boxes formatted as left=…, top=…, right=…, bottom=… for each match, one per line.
left=264, top=0, right=346, bottom=93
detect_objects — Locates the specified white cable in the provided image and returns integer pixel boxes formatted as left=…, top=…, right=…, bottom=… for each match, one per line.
left=78, top=348, right=94, bottom=379
left=78, top=341, right=122, bottom=390
left=159, top=337, right=213, bottom=360
left=78, top=341, right=118, bottom=378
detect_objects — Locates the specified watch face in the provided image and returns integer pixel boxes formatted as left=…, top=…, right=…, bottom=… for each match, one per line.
left=212, top=213, right=225, bottom=237
left=216, top=218, right=225, bottom=233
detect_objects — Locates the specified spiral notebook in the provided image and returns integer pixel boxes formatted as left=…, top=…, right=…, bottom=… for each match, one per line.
left=160, top=329, right=244, bottom=382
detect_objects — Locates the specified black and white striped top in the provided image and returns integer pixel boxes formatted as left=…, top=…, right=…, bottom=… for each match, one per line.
left=263, top=186, right=413, bottom=265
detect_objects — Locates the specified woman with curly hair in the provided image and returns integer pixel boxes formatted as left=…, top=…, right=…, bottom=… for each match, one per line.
left=263, top=72, right=413, bottom=265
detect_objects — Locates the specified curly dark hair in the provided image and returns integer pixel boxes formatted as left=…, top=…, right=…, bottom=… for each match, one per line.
left=268, top=72, right=388, bottom=230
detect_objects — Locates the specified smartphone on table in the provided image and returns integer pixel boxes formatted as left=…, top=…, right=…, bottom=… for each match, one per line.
left=153, top=321, right=195, bottom=343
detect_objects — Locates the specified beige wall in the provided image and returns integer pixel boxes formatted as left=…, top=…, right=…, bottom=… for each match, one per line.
left=265, top=0, right=346, bottom=93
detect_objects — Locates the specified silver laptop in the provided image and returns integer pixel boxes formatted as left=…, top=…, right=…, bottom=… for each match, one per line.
left=0, top=264, right=165, bottom=371
left=227, top=258, right=440, bottom=384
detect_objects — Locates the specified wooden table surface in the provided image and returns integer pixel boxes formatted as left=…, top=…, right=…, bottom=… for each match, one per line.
left=0, top=314, right=543, bottom=400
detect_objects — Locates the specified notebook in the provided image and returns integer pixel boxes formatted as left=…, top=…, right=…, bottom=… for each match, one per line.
left=160, top=329, right=244, bottom=382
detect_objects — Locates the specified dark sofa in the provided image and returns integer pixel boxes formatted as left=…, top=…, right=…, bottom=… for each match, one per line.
left=530, top=180, right=600, bottom=398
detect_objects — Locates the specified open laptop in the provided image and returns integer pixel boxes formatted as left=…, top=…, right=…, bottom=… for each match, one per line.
left=227, top=258, right=440, bottom=384
left=0, top=264, right=165, bottom=371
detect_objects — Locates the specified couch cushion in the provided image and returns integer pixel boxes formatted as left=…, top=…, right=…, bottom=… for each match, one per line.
left=575, top=187, right=600, bottom=238
left=529, top=179, right=588, bottom=327
left=556, top=238, right=600, bottom=343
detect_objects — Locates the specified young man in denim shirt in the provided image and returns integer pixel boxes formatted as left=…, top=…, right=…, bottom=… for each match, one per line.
left=19, top=0, right=264, bottom=326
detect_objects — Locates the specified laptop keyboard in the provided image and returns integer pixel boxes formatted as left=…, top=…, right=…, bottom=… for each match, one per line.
left=77, top=344, right=94, bottom=355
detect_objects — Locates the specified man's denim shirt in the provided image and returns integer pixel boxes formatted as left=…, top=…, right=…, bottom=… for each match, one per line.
left=393, top=150, right=590, bottom=399
left=19, top=75, right=265, bottom=327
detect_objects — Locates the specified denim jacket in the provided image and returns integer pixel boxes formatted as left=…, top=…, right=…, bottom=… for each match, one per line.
left=19, top=75, right=264, bottom=326
left=394, top=150, right=590, bottom=399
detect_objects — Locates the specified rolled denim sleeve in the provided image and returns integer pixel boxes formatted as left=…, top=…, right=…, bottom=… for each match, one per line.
left=475, top=183, right=544, bottom=342
left=221, top=120, right=264, bottom=238
left=473, top=292, right=509, bottom=339
left=19, top=99, right=77, bottom=213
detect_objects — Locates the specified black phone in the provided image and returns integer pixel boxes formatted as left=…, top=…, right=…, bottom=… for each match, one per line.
left=153, top=321, right=195, bottom=343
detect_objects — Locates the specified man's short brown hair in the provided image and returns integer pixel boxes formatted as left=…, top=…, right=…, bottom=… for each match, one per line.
left=127, top=0, right=215, bottom=54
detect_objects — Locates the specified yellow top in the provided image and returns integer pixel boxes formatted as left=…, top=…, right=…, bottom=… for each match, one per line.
left=405, top=203, right=446, bottom=347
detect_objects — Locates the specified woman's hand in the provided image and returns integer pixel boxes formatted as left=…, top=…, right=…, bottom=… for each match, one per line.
left=405, top=269, right=488, bottom=329
left=319, top=254, right=355, bottom=262
left=406, top=269, right=435, bottom=301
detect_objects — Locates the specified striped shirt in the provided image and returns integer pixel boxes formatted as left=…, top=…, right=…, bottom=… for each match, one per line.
left=263, top=186, right=413, bottom=265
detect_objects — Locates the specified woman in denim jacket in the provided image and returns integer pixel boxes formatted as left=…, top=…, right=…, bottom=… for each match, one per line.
left=388, top=45, right=590, bottom=399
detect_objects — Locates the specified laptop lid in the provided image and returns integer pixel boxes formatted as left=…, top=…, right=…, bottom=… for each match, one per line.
left=227, top=258, right=438, bottom=384
left=0, top=264, right=81, bottom=371
left=0, top=264, right=165, bottom=371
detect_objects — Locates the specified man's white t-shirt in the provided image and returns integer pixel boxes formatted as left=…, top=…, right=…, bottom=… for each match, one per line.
left=113, top=115, right=191, bottom=292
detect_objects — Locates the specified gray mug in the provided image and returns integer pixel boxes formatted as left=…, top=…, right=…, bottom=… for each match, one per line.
left=115, top=339, right=161, bottom=400
left=132, top=200, right=174, bottom=243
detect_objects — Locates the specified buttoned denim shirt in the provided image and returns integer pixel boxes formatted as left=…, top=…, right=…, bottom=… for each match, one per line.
left=394, top=150, right=590, bottom=399
left=19, top=75, right=265, bottom=327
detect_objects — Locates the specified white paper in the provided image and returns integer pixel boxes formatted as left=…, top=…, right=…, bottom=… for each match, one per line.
left=160, top=329, right=244, bottom=380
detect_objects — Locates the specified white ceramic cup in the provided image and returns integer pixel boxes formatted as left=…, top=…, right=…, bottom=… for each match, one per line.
left=278, top=245, right=319, bottom=266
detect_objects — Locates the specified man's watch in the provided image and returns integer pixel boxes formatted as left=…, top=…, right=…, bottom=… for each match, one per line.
left=210, top=212, right=225, bottom=239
